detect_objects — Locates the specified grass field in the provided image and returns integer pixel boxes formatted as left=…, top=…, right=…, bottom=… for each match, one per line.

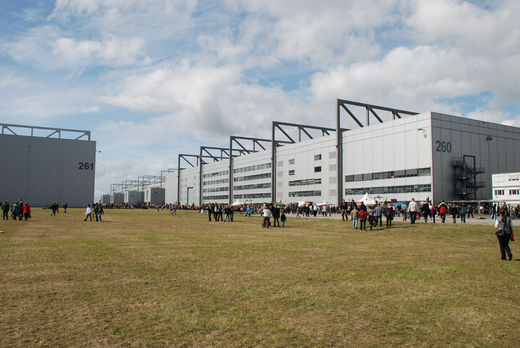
left=1, top=208, right=519, bottom=347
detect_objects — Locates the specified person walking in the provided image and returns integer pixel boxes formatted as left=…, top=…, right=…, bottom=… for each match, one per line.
left=280, top=210, right=287, bottom=227
left=495, top=209, right=514, bottom=260
left=450, top=203, right=458, bottom=223
left=84, top=204, right=93, bottom=222
left=430, top=204, right=437, bottom=223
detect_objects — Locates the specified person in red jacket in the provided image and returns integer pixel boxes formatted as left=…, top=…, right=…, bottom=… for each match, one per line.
left=22, top=202, right=31, bottom=221
left=358, top=207, right=368, bottom=231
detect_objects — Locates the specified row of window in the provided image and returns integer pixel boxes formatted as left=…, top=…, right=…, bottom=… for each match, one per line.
left=233, top=193, right=272, bottom=199
left=289, top=178, right=322, bottom=186
left=234, top=173, right=271, bottom=182
left=202, top=170, right=229, bottom=179
left=495, top=189, right=520, bottom=196
left=345, top=168, right=431, bottom=182
left=289, top=190, right=322, bottom=198
left=234, top=163, right=271, bottom=174
left=288, top=166, right=321, bottom=176
left=203, top=186, right=229, bottom=193
left=203, top=178, right=229, bottom=186
left=203, top=195, right=228, bottom=200
left=234, top=183, right=271, bottom=191
left=345, top=184, right=432, bottom=195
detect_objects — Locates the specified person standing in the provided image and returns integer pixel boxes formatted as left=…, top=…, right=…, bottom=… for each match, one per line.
left=280, top=210, right=287, bottom=227
left=375, top=202, right=383, bottom=227
left=408, top=198, right=418, bottom=224
left=421, top=202, right=430, bottom=223
left=262, top=205, right=272, bottom=228
left=384, top=203, right=394, bottom=228
left=208, top=203, right=213, bottom=221
left=438, top=201, right=448, bottom=223
left=459, top=203, right=467, bottom=224
left=22, top=202, right=31, bottom=221
left=84, top=204, right=93, bottom=222
left=272, top=205, right=281, bottom=227
left=2, top=201, right=9, bottom=220
left=495, top=209, right=514, bottom=260
left=341, top=200, right=348, bottom=221
left=63, top=202, right=68, bottom=214
left=358, top=206, right=368, bottom=232
left=367, top=205, right=374, bottom=230
left=351, top=205, right=359, bottom=229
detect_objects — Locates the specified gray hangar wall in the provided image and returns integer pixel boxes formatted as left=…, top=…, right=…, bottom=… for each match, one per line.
left=0, top=134, right=96, bottom=207
left=431, top=112, right=520, bottom=202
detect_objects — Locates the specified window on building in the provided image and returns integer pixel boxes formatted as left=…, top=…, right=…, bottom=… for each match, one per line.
left=509, top=189, right=519, bottom=195
left=314, top=166, right=322, bottom=173
left=362, top=173, right=373, bottom=181
left=495, top=190, right=505, bottom=195
left=289, top=169, right=295, bottom=176
left=314, top=154, right=322, bottom=161
left=289, top=159, right=295, bottom=165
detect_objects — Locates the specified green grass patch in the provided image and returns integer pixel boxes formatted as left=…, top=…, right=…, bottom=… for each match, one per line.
left=0, top=209, right=518, bottom=346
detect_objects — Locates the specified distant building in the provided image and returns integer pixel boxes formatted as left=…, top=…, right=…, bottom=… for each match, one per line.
left=492, top=172, right=520, bottom=204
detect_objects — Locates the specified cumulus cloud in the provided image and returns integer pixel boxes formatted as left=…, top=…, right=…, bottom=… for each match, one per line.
left=3, top=0, right=520, bottom=198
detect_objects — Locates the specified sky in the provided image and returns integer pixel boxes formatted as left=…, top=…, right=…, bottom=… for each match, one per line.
left=1, top=0, right=519, bottom=200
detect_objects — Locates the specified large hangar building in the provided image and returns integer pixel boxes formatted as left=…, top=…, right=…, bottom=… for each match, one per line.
left=157, top=100, right=520, bottom=206
left=0, top=124, right=96, bottom=207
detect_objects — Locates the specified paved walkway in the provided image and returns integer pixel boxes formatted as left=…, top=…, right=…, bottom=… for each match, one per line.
left=286, top=213, right=520, bottom=226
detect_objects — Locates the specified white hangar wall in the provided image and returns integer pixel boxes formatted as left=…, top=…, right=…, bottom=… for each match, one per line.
left=231, top=151, right=271, bottom=203
left=201, top=160, right=229, bottom=204
left=342, top=113, right=433, bottom=203
left=276, top=136, right=337, bottom=204
left=164, top=170, right=178, bottom=204
left=178, top=166, right=200, bottom=206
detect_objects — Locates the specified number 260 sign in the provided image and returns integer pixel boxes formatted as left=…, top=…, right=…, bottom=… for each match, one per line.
left=435, top=140, right=452, bottom=153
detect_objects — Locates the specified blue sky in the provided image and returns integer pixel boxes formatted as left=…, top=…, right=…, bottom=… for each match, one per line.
left=1, top=0, right=519, bottom=199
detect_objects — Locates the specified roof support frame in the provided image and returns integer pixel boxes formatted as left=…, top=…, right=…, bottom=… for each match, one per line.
left=228, top=136, right=272, bottom=204
left=271, top=121, right=341, bottom=203
left=336, top=99, right=419, bottom=206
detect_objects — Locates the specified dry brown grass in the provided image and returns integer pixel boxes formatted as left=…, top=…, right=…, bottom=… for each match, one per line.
left=0, top=208, right=519, bottom=347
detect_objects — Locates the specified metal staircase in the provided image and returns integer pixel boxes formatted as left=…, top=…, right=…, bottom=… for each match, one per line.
left=453, top=155, right=485, bottom=199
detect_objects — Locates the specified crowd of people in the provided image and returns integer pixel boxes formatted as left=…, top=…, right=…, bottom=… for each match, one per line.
left=83, top=203, right=104, bottom=222
left=1, top=200, right=31, bottom=221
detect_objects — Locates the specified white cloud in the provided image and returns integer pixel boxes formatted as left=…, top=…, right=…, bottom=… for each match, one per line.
left=52, top=36, right=149, bottom=67
left=308, top=45, right=478, bottom=113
